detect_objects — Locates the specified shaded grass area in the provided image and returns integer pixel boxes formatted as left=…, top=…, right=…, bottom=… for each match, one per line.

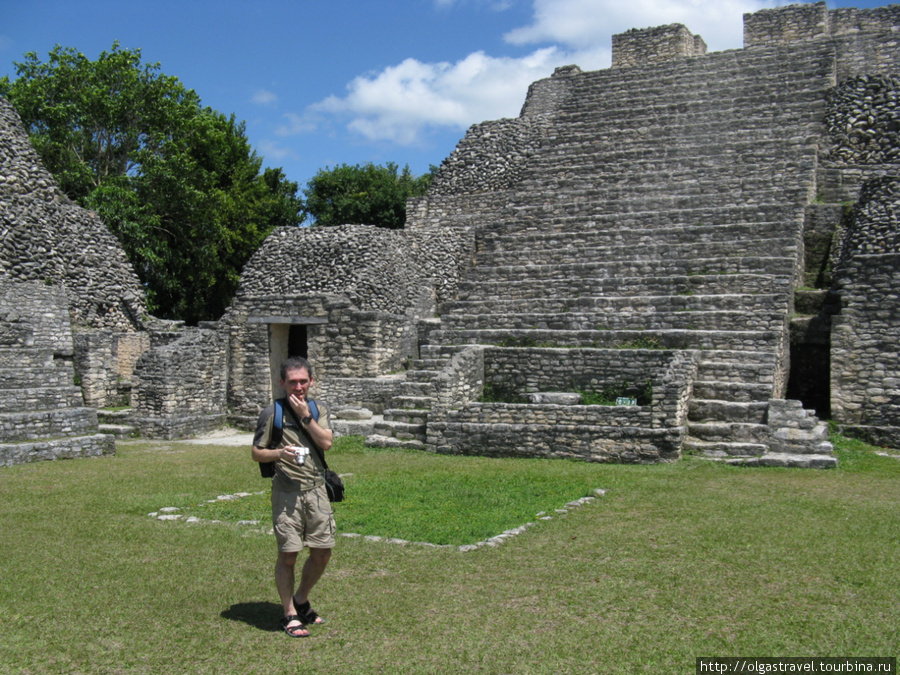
left=0, top=434, right=897, bottom=674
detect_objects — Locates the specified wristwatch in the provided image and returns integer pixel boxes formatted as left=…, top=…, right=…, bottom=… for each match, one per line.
left=301, top=415, right=313, bottom=426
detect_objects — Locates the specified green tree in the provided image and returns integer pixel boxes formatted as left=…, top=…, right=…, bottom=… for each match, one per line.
left=0, top=42, right=303, bottom=323
left=302, top=162, right=434, bottom=229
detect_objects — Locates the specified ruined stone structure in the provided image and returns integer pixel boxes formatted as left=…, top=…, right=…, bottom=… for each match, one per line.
left=227, top=2, right=900, bottom=467
left=3, top=2, right=900, bottom=468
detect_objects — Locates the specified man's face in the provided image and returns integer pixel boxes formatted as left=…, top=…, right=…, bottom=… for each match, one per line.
left=281, top=367, right=312, bottom=400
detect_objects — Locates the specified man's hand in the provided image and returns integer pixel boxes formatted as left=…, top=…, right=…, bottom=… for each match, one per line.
left=287, top=393, right=310, bottom=419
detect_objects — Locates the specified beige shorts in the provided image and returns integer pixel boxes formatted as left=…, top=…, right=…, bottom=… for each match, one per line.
left=271, top=484, right=336, bottom=552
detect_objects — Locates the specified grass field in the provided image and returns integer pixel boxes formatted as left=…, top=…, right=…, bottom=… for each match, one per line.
left=0, top=434, right=897, bottom=674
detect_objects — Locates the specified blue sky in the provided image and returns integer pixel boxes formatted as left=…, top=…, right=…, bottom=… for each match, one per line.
left=0, top=0, right=895, bottom=194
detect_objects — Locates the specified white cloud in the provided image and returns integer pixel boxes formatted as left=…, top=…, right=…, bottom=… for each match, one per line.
left=505, top=0, right=783, bottom=53
left=252, top=89, right=278, bottom=105
left=276, top=112, right=320, bottom=136
left=311, top=47, right=568, bottom=145
left=258, top=139, right=298, bottom=162
left=294, top=0, right=796, bottom=146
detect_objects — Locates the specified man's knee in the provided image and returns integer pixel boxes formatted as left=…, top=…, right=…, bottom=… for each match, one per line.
left=277, top=550, right=300, bottom=569
left=308, top=547, right=332, bottom=564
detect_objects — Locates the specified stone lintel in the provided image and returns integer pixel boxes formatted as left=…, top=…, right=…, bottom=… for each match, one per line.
left=247, top=316, right=328, bottom=325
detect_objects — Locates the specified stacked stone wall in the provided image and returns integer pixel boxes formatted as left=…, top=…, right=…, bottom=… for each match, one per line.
left=0, top=281, right=73, bottom=352
left=0, top=97, right=146, bottom=334
left=831, top=175, right=900, bottom=446
left=226, top=223, right=470, bottom=423
left=612, top=24, right=707, bottom=68
left=132, top=326, right=227, bottom=439
left=744, top=2, right=831, bottom=48
left=825, top=75, right=900, bottom=165
left=745, top=2, right=900, bottom=57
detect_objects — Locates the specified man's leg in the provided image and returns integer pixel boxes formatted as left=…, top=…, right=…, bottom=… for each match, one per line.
left=294, top=547, right=332, bottom=608
left=275, top=550, right=308, bottom=636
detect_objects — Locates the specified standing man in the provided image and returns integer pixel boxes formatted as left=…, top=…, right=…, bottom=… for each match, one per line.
left=252, top=356, right=334, bottom=638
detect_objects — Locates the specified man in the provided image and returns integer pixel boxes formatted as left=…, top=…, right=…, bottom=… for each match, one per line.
left=251, top=356, right=334, bottom=638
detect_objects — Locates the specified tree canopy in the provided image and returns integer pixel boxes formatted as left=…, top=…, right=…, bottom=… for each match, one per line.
left=0, top=42, right=303, bottom=324
left=302, top=162, right=434, bottom=229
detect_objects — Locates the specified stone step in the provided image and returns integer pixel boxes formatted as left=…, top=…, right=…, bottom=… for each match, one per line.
left=482, top=203, right=800, bottom=235
left=97, top=408, right=136, bottom=424
left=447, top=293, right=790, bottom=317
left=516, top=171, right=815, bottom=202
left=98, top=423, right=137, bottom=439
left=567, top=49, right=833, bottom=105
left=409, top=358, right=450, bottom=370
left=391, top=395, right=436, bottom=410
left=0, top=433, right=115, bottom=467
left=695, top=349, right=778, bottom=366
left=441, top=309, right=787, bottom=333
left=427, top=327, right=783, bottom=352
left=474, top=239, right=798, bottom=267
left=0, top=408, right=100, bottom=443
left=0, top=386, right=84, bottom=413
left=383, top=408, right=429, bottom=425
left=398, top=381, right=436, bottom=397
left=364, top=434, right=425, bottom=451
left=0, top=348, right=54, bottom=368
left=687, top=421, right=770, bottom=444
left=691, top=381, right=774, bottom=402
left=372, top=419, right=427, bottom=442
left=458, top=274, right=791, bottom=303
left=478, top=221, right=796, bottom=250
left=530, top=139, right=818, bottom=175
left=467, top=256, right=798, bottom=282
left=0, top=367, right=73, bottom=389
left=694, top=359, right=778, bottom=384
left=406, top=369, right=442, bottom=383
left=683, top=438, right=769, bottom=458
left=712, top=453, right=838, bottom=469
left=688, top=400, right=769, bottom=424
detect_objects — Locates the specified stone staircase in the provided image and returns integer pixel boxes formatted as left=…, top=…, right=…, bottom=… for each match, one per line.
left=369, top=40, right=841, bottom=466
left=0, top=282, right=115, bottom=466
left=0, top=347, right=114, bottom=466
left=366, top=349, right=450, bottom=449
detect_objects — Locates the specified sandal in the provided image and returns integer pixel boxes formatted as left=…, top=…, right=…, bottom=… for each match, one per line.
left=293, top=598, right=325, bottom=625
left=281, top=614, right=309, bottom=638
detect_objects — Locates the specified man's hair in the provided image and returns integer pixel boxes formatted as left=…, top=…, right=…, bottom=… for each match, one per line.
left=280, top=356, right=313, bottom=381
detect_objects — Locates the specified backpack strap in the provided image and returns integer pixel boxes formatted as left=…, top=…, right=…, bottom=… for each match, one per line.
left=271, top=398, right=285, bottom=448
left=259, top=398, right=286, bottom=478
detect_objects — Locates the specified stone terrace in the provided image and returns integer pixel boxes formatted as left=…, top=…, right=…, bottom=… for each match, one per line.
left=369, top=28, right=844, bottom=466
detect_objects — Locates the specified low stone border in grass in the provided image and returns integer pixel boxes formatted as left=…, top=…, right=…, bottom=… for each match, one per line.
left=149, top=487, right=608, bottom=552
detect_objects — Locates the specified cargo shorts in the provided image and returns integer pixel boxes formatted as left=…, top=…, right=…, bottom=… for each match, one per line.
left=271, top=483, right=336, bottom=552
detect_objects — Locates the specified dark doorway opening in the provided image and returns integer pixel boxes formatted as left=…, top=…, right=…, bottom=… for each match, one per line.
left=288, top=324, right=308, bottom=359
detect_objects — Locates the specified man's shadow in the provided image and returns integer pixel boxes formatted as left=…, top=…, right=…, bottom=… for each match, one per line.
left=221, top=601, right=283, bottom=632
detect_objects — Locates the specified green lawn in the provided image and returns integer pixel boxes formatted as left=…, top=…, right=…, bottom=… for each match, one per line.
left=0, top=434, right=897, bottom=674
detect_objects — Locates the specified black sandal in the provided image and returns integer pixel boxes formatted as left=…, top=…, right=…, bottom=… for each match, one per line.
left=293, top=598, right=325, bottom=625
left=281, top=614, right=309, bottom=638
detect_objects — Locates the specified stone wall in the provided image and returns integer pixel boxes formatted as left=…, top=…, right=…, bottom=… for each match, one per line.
left=132, top=326, right=228, bottom=439
left=0, top=97, right=147, bottom=334
left=745, top=2, right=900, bottom=50
left=425, top=348, right=697, bottom=463
left=612, top=24, right=707, bottom=69
left=825, top=75, right=900, bottom=166
left=831, top=176, right=900, bottom=446
left=225, top=223, right=467, bottom=424
left=0, top=280, right=114, bottom=465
